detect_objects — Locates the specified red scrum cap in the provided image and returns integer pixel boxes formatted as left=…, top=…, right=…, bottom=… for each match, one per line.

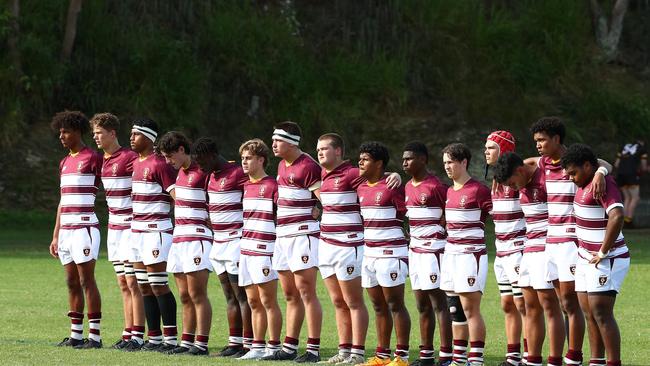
left=487, top=130, right=515, bottom=156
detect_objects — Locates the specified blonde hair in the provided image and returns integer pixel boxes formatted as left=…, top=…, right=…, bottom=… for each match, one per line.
left=239, top=138, right=270, bottom=167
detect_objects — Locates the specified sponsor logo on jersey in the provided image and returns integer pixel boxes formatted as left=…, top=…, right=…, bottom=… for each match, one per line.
left=262, top=267, right=270, bottom=276
left=298, top=224, right=308, bottom=231
left=346, top=266, right=355, bottom=275
left=383, top=249, right=393, bottom=255
left=390, top=272, right=398, bottom=281
left=301, top=255, right=309, bottom=264
left=152, top=249, right=160, bottom=258
left=257, top=244, right=266, bottom=250
left=148, top=223, right=157, bottom=229
left=598, top=275, right=608, bottom=286
left=347, top=233, right=357, bottom=239
left=81, top=216, right=90, bottom=221
left=196, top=228, right=205, bottom=233
left=430, top=274, right=438, bottom=283
left=467, top=276, right=476, bottom=286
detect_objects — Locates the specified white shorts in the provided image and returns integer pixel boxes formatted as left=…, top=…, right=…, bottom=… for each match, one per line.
left=167, top=240, right=213, bottom=273
left=107, top=229, right=132, bottom=262
left=239, top=255, right=278, bottom=287
left=546, top=242, right=578, bottom=282
left=130, top=231, right=172, bottom=266
left=362, top=257, right=408, bottom=288
left=440, top=252, right=488, bottom=293
left=318, top=241, right=363, bottom=281
left=273, top=235, right=319, bottom=272
left=494, top=252, right=523, bottom=295
left=210, top=238, right=241, bottom=276
left=58, top=227, right=100, bottom=266
left=575, top=253, right=630, bottom=293
left=518, top=251, right=555, bottom=290
left=409, top=251, right=443, bottom=291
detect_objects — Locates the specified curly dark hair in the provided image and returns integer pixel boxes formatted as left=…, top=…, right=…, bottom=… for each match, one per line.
left=494, top=152, right=524, bottom=183
left=442, top=142, right=472, bottom=168
left=50, top=110, right=89, bottom=134
left=191, top=137, right=219, bottom=158
left=530, top=116, right=566, bottom=144
left=403, top=141, right=429, bottom=163
left=359, top=141, right=390, bottom=168
left=561, top=143, right=598, bottom=169
left=158, top=131, right=191, bottom=154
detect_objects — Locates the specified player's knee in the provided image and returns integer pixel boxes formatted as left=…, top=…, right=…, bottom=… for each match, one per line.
left=448, top=296, right=467, bottom=324
left=386, top=299, right=406, bottom=314
left=330, top=294, right=348, bottom=311
left=248, top=296, right=262, bottom=310
left=500, top=296, right=517, bottom=314
left=560, top=296, right=580, bottom=314
left=415, top=297, right=433, bottom=314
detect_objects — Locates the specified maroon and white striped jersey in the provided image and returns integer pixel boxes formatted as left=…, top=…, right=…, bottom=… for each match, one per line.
left=405, top=174, right=448, bottom=253
left=58, top=147, right=102, bottom=230
left=207, top=162, right=247, bottom=243
left=131, top=154, right=177, bottom=233
left=539, top=156, right=577, bottom=244
left=319, top=162, right=365, bottom=247
left=276, top=153, right=321, bottom=238
left=172, top=162, right=212, bottom=243
left=101, top=147, right=137, bottom=231
left=491, top=185, right=526, bottom=257
left=519, top=167, right=548, bottom=253
left=574, top=175, right=628, bottom=258
left=241, top=176, right=278, bottom=256
left=357, top=176, right=408, bottom=258
left=445, top=179, right=492, bottom=254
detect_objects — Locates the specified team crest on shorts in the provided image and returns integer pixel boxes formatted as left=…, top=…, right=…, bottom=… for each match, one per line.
left=598, top=275, right=608, bottom=287
left=467, top=276, right=476, bottom=286
left=193, top=256, right=201, bottom=265
left=430, top=274, right=438, bottom=283
left=514, top=265, right=520, bottom=275
left=390, top=272, right=398, bottom=281
left=301, top=255, right=309, bottom=264
left=346, top=266, right=355, bottom=275
left=152, top=249, right=160, bottom=258
left=83, top=247, right=91, bottom=256
left=569, top=265, right=576, bottom=276
left=262, top=267, right=270, bottom=276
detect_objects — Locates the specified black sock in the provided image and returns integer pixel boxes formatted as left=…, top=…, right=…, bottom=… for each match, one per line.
left=156, top=291, right=177, bottom=327
left=143, top=295, right=161, bottom=332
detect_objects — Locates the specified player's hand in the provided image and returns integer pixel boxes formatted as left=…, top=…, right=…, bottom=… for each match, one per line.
left=386, top=172, right=402, bottom=189
left=49, top=239, right=59, bottom=258
left=491, top=179, right=501, bottom=195
left=311, top=206, right=321, bottom=219
left=592, top=171, right=606, bottom=199
left=588, top=253, right=602, bottom=266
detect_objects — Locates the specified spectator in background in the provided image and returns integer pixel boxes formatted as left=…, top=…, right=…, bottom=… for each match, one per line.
left=614, top=140, right=647, bottom=227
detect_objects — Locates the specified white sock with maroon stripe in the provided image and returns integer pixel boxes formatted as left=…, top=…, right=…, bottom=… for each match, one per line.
left=122, top=328, right=132, bottom=341
left=87, top=312, right=101, bottom=342
left=419, top=345, right=435, bottom=362
left=195, top=334, right=209, bottom=351
left=243, top=331, right=253, bottom=350
left=306, top=338, right=320, bottom=356
left=338, top=343, right=352, bottom=357
left=68, top=311, right=84, bottom=340
left=180, top=333, right=195, bottom=348
left=229, top=327, right=243, bottom=348
left=131, top=325, right=145, bottom=345
left=394, top=344, right=409, bottom=360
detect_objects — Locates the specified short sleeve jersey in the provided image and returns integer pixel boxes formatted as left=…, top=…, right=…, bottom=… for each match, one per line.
left=319, top=161, right=366, bottom=247
left=445, top=178, right=492, bottom=254
left=101, top=147, right=137, bottom=231
left=405, top=174, right=448, bottom=253
left=574, top=175, right=628, bottom=258
left=240, top=176, right=278, bottom=256
left=519, top=167, right=548, bottom=253
left=207, top=162, right=248, bottom=243
left=357, top=176, right=408, bottom=258
left=173, top=162, right=212, bottom=243
left=131, top=154, right=177, bottom=233
left=491, top=185, right=526, bottom=256
left=276, top=153, right=321, bottom=238
left=59, top=147, right=103, bottom=229
left=539, top=156, right=577, bottom=244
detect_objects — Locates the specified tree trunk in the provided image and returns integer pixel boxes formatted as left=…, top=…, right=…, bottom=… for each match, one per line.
left=7, top=0, right=22, bottom=78
left=61, top=0, right=83, bottom=62
left=589, top=0, right=630, bottom=62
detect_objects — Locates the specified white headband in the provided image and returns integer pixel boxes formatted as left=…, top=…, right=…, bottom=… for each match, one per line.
left=272, top=128, right=300, bottom=146
left=132, top=125, right=157, bottom=143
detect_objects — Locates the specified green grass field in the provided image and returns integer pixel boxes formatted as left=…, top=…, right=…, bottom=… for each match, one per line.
left=0, top=221, right=648, bottom=365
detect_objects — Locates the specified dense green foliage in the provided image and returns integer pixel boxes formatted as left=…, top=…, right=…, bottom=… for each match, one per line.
left=1, top=0, right=649, bottom=209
